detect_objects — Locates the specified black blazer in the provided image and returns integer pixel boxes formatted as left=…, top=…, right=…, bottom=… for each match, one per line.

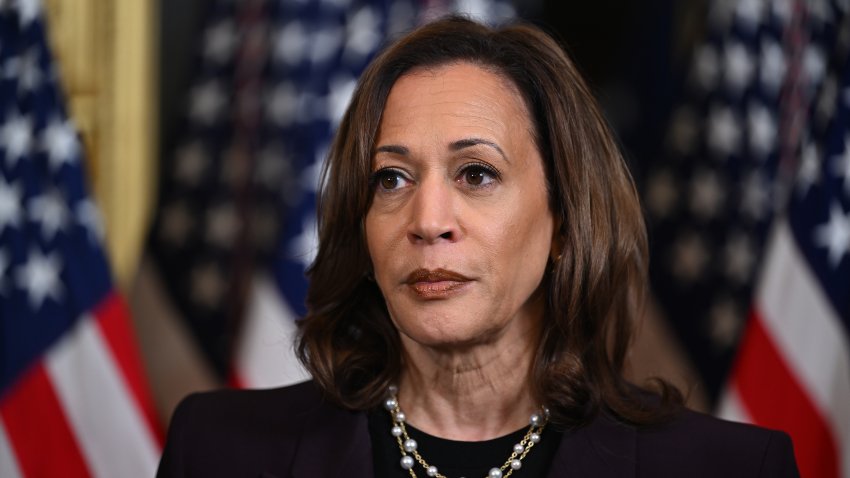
left=156, top=380, right=799, bottom=478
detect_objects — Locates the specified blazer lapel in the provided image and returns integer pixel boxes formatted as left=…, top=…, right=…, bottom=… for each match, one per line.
left=546, top=413, right=637, bottom=478
left=291, top=404, right=375, bottom=478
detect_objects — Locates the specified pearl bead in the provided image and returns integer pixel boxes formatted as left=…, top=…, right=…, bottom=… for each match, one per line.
left=510, top=459, right=522, bottom=470
left=530, top=432, right=541, bottom=443
left=530, top=413, right=541, bottom=427
left=488, top=467, right=503, bottom=478
left=400, top=455, right=415, bottom=470
left=391, top=426, right=403, bottom=437
left=384, top=398, right=398, bottom=411
left=403, top=438, right=417, bottom=453
left=427, top=465, right=438, bottom=476
left=513, top=443, right=524, bottom=454
left=395, top=411, right=406, bottom=422
left=388, top=385, right=399, bottom=395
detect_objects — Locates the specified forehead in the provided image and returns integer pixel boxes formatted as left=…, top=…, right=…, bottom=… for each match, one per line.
left=378, top=62, right=534, bottom=143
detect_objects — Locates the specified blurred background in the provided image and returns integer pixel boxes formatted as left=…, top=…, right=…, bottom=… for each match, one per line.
left=1, top=0, right=848, bottom=476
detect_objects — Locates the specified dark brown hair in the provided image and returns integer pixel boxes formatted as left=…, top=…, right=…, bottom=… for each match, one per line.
left=297, top=15, right=680, bottom=427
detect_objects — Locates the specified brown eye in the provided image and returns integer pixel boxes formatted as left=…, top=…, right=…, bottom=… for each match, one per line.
left=459, top=164, right=497, bottom=187
left=372, top=168, right=411, bottom=191
left=381, top=174, right=399, bottom=190
left=466, top=169, right=485, bottom=185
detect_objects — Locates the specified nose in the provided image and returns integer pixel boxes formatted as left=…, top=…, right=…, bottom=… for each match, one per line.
left=407, top=177, right=460, bottom=244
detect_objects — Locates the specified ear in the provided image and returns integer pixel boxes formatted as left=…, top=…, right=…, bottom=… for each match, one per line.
left=549, top=216, right=565, bottom=263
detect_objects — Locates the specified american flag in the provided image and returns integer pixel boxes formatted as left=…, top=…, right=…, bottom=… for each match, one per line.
left=643, top=0, right=842, bottom=402
left=150, top=0, right=514, bottom=389
left=718, top=3, right=850, bottom=476
left=0, top=1, right=161, bottom=477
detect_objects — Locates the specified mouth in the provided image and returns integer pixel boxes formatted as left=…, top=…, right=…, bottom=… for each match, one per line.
left=404, top=268, right=472, bottom=299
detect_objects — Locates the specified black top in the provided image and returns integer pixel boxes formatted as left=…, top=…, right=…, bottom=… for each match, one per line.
left=369, top=407, right=558, bottom=478
left=156, top=380, right=800, bottom=478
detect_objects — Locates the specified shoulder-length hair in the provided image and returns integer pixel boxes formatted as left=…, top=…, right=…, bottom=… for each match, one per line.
left=297, top=15, right=680, bottom=427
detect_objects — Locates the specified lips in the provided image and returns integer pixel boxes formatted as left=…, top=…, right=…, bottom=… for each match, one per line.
left=405, top=268, right=472, bottom=299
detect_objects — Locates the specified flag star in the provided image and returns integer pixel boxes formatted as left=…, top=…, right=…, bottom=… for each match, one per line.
left=740, top=172, right=771, bottom=221
left=0, top=176, right=23, bottom=232
left=455, top=0, right=493, bottom=19
left=174, top=141, right=208, bottom=185
left=734, top=0, right=766, bottom=30
left=191, top=262, right=226, bottom=309
left=189, top=80, right=227, bottom=125
left=266, top=83, right=298, bottom=127
left=759, top=40, right=786, bottom=96
left=804, top=45, right=826, bottom=87
left=709, top=0, right=737, bottom=29
left=666, top=106, right=699, bottom=155
left=747, top=102, right=776, bottom=157
left=724, top=232, right=756, bottom=284
left=16, top=248, right=63, bottom=310
left=206, top=203, right=239, bottom=248
left=16, top=0, right=40, bottom=27
left=807, top=0, right=830, bottom=26
left=42, top=118, right=80, bottom=170
left=75, top=199, right=104, bottom=243
left=646, top=170, right=678, bottom=219
left=159, top=201, right=193, bottom=247
left=1, top=112, right=32, bottom=165
left=724, top=42, right=755, bottom=93
left=309, top=25, right=344, bottom=65
left=813, top=201, right=850, bottom=268
left=690, top=168, right=725, bottom=220
left=771, top=0, right=792, bottom=25
left=254, top=143, right=291, bottom=189
left=345, top=6, right=382, bottom=60
left=288, top=215, right=318, bottom=269
left=250, top=205, right=279, bottom=253
left=709, top=298, right=743, bottom=351
left=815, top=77, right=839, bottom=126
left=203, top=20, right=239, bottom=64
left=388, top=1, right=417, bottom=36
left=671, top=232, right=709, bottom=283
left=797, top=142, right=820, bottom=196
left=12, top=48, right=42, bottom=92
left=274, top=22, right=308, bottom=65
left=29, top=190, right=68, bottom=239
left=830, top=134, right=850, bottom=195
left=327, top=74, right=356, bottom=126
left=707, top=105, right=741, bottom=156
left=693, top=45, right=720, bottom=91
left=302, top=153, right=325, bottom=193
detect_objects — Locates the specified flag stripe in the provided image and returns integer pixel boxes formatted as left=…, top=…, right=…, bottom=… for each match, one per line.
left=94, top=292, right=163, bottom=443
left=733, top=309, right=840, bottom=478
left=0, top=364, right=92, bottom=478
left=46, top=311, right=160, bottom=478
left=0, top=420, right=23, bottom=478
left=232, top=274, right=310, bottom=389
left=755, top=221, right=850, bottom=477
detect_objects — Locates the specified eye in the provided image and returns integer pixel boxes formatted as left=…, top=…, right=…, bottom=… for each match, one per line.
left=371, top=168, right=412, bottom=191
left=458, top=163, right=498, bottom=187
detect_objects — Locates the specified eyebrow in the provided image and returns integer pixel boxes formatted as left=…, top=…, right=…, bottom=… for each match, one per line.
left=450, top=138, right=508, bottom=163
left=373, top=138, right=508, bottom=162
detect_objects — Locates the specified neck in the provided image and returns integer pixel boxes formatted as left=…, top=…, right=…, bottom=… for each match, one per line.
left=396, top=310, right=542, bottom=441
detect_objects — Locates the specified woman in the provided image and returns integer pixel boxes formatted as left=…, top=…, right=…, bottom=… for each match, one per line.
left=157, top=16, right=799, bottom=478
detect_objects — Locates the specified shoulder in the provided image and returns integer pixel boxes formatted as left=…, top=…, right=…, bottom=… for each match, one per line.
left=635, top=408, right=799, bottom=477
left=157, top=380, right=341, bottom=477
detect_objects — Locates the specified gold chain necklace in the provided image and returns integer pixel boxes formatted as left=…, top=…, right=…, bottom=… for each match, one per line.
left=384, top=386, right=548, bottom=478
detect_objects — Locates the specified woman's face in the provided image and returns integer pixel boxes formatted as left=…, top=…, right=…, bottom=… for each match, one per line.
left=365, top=62, right=555, bottom=349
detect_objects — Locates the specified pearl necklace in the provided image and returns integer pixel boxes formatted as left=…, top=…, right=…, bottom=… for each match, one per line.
left=383, top=386, right=548, bottom=478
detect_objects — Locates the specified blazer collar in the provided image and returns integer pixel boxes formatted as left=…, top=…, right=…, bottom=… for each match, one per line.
left=291, top=402, right=374, bottom=478
left=547, top=412, right=637, bottom=478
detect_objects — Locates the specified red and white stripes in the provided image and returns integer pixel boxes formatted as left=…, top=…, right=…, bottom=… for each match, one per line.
left=0, top=294, right=161, bottom=478
left=719, top=221, right=850, bottom=478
